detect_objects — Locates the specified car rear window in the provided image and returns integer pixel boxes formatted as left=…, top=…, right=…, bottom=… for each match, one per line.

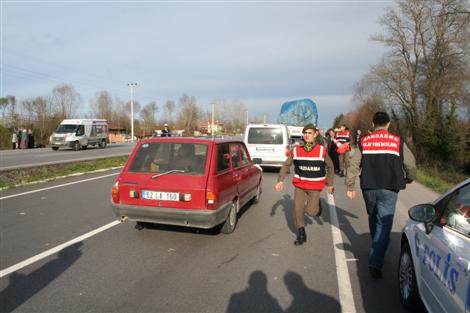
left=128, top=142, right=208, bottom=175
left=247, top=127, right=283, bottom=144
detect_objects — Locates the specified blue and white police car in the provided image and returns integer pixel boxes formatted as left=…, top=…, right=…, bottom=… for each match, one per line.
left=399, top=178, right=470, bottom=312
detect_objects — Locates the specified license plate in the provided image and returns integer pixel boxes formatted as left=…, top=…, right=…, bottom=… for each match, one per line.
left=141, top=190, right=179, bottom=201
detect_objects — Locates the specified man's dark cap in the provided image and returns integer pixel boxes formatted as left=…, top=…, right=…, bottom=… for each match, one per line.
left=302, top=123, right=317, bottom=133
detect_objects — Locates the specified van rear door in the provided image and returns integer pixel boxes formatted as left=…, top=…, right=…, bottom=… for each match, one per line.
left=245, top=126, right=288, bottom=167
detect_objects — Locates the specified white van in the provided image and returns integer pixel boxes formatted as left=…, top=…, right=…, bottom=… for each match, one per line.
left=244, top=124, right=290, bottom=168
left=50, top=119, right=108, bottom=151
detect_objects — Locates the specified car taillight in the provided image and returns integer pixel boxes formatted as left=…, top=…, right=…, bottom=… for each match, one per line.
left=111, top=181, right=120, bottom=204
left=206, top=191, right=217, bottom=209
left=285, top=145, right=290, bottom=156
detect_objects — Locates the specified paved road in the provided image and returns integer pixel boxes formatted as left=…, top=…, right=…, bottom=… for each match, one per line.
left=1, top=143, right=136, bottom=170
left=0, top=169, right=439, bottom=312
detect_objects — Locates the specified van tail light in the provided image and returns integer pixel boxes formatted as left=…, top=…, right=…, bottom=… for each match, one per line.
left=206, top=191, right=217, bottom=209
left=285, top=145, right=290, bottom=157
left=111, top=181, right=120, bottom=204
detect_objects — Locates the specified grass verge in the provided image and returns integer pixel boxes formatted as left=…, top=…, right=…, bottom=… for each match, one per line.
left=0, top=156, right=128, bottom=190
left=416, top=165, right=468, bottom=194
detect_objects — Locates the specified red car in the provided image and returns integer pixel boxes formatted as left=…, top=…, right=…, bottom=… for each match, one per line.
left=111, top=137, right=262, bottom=234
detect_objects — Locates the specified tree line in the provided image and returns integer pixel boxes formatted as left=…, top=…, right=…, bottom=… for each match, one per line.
left=0, top=85, right=262, bottom=148
left=333, top=0, right=470, bottom=174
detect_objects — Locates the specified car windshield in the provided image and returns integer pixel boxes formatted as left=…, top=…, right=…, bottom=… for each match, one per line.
left=248, top=128, right=283, bottom=144
left=128, top=142, right=208, bottom=175
left=55, top=124, right=79, bottom=133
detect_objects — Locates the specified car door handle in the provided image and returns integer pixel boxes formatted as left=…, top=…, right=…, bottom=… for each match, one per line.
left=233, top=174, right=241, bottom=181
left=456, top=257, right=470, bottom=275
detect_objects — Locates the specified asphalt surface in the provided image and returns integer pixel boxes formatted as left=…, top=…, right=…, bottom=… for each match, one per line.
left=0, top=143, right=136, bottom=170
left=0, top=168, right=439, bottom=313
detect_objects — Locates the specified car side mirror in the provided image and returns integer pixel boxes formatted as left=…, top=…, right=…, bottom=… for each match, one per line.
left=252, top=158, right=262, bottom=165
left=409, top=203, right=436, bottom=234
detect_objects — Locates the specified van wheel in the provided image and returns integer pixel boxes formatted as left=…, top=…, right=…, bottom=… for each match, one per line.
left=220, top=202, right=238, bottom=234
left=251, top=184, right=261, bottom=205
left=99, top=139, right=107, bottom=148
left=82, top=145, right=87, bottom=150
left=399, top=242, right=423, bottom=311
left=73, top=141, right=80, bottom=151
left=52, top=147, right=59, bottom=151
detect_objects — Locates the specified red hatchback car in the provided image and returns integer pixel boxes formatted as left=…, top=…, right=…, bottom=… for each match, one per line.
left=111, top=137, right=263, bottom=234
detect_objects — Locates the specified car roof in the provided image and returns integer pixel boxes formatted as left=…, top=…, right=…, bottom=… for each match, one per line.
left=139, top=137, right=242, bottom=145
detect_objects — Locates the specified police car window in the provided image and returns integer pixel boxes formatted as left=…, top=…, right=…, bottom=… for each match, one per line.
left=440, top=183, right=470, bottom=237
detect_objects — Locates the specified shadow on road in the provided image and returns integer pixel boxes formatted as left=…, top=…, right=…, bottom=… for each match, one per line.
left=0, top=242, right=83, bottom=313
left=226, top=270, right=341, bottom=313
left=334, top=205, right=410, bottom=313
left=271, top=194, right=327, bottom=235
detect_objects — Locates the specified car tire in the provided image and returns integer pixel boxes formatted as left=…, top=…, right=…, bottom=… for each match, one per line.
left=399, top=242, right=423, bottom=311
left=220, top=202, right=238, bottom=234
left=73, top=141, right=80, bottom=151
left=99, top=139, right=107, bottom=148
left=251, top=183, right=261, bottom=205
left=52, top=147, right=59, bottom=151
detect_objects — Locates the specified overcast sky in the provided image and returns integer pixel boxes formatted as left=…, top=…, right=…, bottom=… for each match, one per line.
left=2, top=0, right=393, bottom=128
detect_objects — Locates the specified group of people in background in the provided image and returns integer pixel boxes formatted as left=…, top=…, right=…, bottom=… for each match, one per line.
left=11, top=128, right=35, bottom=149
left=324, top=124, right=361, bottom=177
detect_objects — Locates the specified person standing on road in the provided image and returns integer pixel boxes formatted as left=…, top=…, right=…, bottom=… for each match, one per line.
left=346, top=111, right=416, bottom=279
left=275, top=124, right=335, bottom=246
left=334, top=124, right=351, bottom=177
left=20, top=128, right=28, bottom=149
left=161, top=123, right=171, bottom=137
left=11, top=130, right=18, bottom=149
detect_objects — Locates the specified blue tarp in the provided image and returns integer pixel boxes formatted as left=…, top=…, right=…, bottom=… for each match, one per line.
left=277, top=98, right=318, bottom=126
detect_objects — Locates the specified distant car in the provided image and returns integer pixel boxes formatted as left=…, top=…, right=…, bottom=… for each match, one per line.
left=399, top=178, right=470, bottom=313
left=111, top=137, right=263, bottom=234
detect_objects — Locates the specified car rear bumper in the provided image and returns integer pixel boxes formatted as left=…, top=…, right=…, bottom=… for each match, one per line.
left=111, top=201, right=231, bottom=229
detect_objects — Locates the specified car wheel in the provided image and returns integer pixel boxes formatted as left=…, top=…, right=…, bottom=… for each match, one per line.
left=399, top=242, right=423, bottom=311
left=220, top=202, right=238, bottom=234
left=251, top=183, right=261, bottom=205
left=73, top=141, right=80, bottom=151
left=99, top=139, right=107, bottom=148
left=52, top=147, right=59, bottom=151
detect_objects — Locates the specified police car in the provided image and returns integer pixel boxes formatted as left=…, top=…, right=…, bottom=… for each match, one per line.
left=399, top=178, right=470, bottom=313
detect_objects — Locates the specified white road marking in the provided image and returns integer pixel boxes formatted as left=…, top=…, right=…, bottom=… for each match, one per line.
left=327, top=192, right=357, bottom=313
left=0, top=220, right=121, bottom=278
left=0, top=172, right=119, bottom=200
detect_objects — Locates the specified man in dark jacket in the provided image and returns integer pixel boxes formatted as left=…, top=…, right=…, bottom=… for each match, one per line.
left=161, top=123, right=171, bottom=137
left=275, top=124, right=335, bottom=246
left=346, top=111, right=416, bottom=279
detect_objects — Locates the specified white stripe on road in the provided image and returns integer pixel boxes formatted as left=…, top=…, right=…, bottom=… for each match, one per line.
left=327, top=193, right=357, bottom=313
left=0, top=172, right=119, bottom=200
left=0, top=220, right=121, bottom=278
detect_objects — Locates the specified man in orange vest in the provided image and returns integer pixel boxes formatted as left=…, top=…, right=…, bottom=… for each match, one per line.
left=334, top=124, right=351, bottom=177
left=275, top=124, right=335, bottom=246
left=346, top=112, right=416, bottom=279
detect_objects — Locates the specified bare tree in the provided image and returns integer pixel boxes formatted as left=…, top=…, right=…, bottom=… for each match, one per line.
left=50, top=84, right=81, bottom=119
left=90, top=90, right=114, bottom=121
left=164, top=100, right=176, bottom=124
left=140, top=101, right=158, bottom=134
left=356, top=0, right=470, bottom=164
left=178, top=94, right=199, bottom=134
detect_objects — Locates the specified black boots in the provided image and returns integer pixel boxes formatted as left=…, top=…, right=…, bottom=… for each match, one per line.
left=294, top=227, right=307, bottom=246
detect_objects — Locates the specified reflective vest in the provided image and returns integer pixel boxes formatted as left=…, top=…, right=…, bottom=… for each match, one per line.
left=335, top=131, right=350, bottom=144
left=360, top=129, right=405, bottom=190
left=292, top=144, right=327, bottom=190
left=334, top=131, right=351, bottom=154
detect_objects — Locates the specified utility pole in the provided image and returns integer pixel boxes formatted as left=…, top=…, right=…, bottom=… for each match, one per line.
left=246, top=110, right=249, bottom=125
left=211, top=102, right=215, bottom=137
left=127, top=82, right=137, bottom=142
